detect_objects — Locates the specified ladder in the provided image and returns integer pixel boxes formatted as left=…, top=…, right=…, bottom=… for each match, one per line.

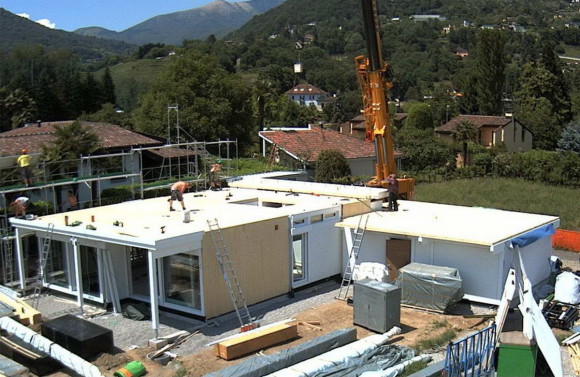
left=206, top=219, right=253, bottom=328
left=32, top=223, right=54, bottom=309
left=0, top=231, right=15, bottom=287
left=336, top=215, right=369, bottom=301
left=265, top=144, right=278, bottom=171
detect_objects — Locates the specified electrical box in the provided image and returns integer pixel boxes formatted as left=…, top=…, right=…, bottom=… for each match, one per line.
left=353, top=279, right=401, bottom=333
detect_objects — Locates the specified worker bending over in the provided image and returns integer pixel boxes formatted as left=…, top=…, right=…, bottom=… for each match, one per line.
left=10, top=196, right=29, bottom=217
left=169, top=181, right=191, bottom=211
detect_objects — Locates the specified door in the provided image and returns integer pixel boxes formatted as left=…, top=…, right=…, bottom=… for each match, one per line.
left=386, top=239, right=411, bottom=282
left=129, top=247, right=150, bottom=297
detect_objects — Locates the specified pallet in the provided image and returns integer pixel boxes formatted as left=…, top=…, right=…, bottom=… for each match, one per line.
left=215, top=323, right=298, bottom=360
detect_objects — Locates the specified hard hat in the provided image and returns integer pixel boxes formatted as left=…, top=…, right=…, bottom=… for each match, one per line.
left=22, top=149, right=27, bottom=153
left=217, top=160, right=222, bottom=164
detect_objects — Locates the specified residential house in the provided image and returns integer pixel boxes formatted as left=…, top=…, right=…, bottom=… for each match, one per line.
left=339, top=113, right=408, bottom=140
left=259, top=125, right=401, bottom=178
left=0, top=121, right=199, bottom=210
left=435, top=115, right=533, bottom=165
left=284, top=83, right=329, bottom=111
left=8, top=173, right=559, bottom=334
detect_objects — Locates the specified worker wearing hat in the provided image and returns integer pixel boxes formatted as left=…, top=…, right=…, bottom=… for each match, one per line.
left=16, top=149, right=33, bottom=187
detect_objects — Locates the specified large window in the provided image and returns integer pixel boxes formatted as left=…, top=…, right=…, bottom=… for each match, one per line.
left=45, top=240, right=70, bottom=288
left=130, top=247, right=149, bottom=297
left=292, top=234, right=307, bottom=282
left=163, top=254, right=201, bottom=310
left=80, top=246, right=100, bottom=297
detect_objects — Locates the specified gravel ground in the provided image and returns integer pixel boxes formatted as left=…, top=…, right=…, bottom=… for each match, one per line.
left=27, top=250, right=580, bottom=376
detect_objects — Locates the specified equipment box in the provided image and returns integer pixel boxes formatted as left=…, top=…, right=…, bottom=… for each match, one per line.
left=353, top=279, right=400, bottom=333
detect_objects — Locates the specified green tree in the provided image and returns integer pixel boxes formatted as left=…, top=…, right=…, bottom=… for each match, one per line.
left=314, top=149, right=351, bottom=183
left=515, top=63, right=562, bottom=150
left=100, top=67, right=116, bottom=105
left=0, top=88, right=37, bottom=131
left=454, top=121, right=478, bottom=167
left=40, top=120, right=100, bottom=173
left=474, top=29, right=506, bottom=115
left=558, top=122, right=580, bottom=153
left=405, top=103, right=434, bottom=130
left=539, top=42, right=572, bottom=124
left=133, top=50, right=256, bottom=154
left=396, top=127, right=454, bottom=172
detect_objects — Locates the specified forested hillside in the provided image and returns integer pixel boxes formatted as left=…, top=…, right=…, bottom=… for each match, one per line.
left=0, top=8, right=134, bottom=60
left=1, top=0, right=580, bottom=176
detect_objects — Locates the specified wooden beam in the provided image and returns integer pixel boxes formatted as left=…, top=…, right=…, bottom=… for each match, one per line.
left=0, top=293, right=41, bottom=325
left=216, top=323, right=298, bottom=360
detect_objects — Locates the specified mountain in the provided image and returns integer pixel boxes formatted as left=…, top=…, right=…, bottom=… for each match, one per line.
left=75, top=0, right=286, bottom=46
left=0, top=8, right=135, bottom=59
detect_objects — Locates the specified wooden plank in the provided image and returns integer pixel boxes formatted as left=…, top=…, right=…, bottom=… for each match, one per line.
left=0, top=293, right=41, bottom=325
left=215, top=323, right=298, bottom=360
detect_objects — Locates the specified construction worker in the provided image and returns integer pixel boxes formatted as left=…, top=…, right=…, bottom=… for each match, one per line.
left=168, top=181, right=191, bottom=211
left=10, top=196, right=29, bottom=217
left=16, top=149, right=33, bottom=187
left=387, top=174, right=399, bottom=212
left=209, top=160, right=222, bottom=190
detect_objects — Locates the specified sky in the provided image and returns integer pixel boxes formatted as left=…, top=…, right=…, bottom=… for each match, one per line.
left=1, top=0, right=241, bottom=32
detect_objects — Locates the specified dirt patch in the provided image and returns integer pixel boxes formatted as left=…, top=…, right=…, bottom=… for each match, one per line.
left=45, top=300, right=488, bottom=377
left=177, top=300, right=488, bottom=376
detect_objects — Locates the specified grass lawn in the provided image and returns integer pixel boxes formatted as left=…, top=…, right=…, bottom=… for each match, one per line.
left=414, top=177, right=580, bottom=231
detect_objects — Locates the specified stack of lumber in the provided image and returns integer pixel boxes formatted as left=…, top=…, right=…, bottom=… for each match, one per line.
left=216, top=322, right=298, bottom=360
left=0, top=292, right=41, bottom=326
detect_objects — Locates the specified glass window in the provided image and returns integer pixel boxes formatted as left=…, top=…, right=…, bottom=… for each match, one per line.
left=163, top=253, right=201, bottom=310
left=45, top=240, right=70, bottom=288
left=80, top=246, right=100, bottom=297
left=324, top=212, right=338, bottom=219
left=293, top=217, right=305, bottom=226
left=292, top=234, right=306, bottom=282
left=310, top=214, right=323, bottom=223
left=130, top=247, right=149, bottom=297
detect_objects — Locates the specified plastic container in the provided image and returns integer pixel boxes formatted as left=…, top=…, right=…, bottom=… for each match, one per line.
left=113, top=361, right=146, bottom=377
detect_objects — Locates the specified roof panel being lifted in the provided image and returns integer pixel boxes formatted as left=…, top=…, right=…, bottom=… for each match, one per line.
left=229, top=173, right=388, bottom=200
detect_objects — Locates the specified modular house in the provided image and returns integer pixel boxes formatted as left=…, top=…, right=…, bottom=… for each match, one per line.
left=9, top=180, right=381, bottom=331
left=336, top=200, right=559, bottom=305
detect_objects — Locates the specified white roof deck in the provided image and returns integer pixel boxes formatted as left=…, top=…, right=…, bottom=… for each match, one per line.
left=229, top=173, right=388, bottom=200
left=10, top=187, right=354, bottom=250
left=337, top=200, right=560, bottom=247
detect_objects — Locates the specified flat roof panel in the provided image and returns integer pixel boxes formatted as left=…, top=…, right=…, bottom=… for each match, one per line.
left=336, top=200, right=559, bottom=246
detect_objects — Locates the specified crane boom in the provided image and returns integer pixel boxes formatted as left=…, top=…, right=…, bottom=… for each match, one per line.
left=357, top=0, right=414, bottom=197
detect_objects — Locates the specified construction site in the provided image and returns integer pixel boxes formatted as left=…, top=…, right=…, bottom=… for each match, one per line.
left=0, top=157, right=576, bottom=376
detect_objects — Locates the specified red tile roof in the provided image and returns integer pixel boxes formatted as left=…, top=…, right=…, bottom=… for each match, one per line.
left=436, top=115, right=512, bottom=133
left=284, top=83, right=328, bottom=96
left=0, top=121, right=162, bottom=157
left=259, top=126, right=401, bottom=162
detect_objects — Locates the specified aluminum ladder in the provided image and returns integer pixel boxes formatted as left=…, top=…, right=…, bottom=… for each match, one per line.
left=0, top=230, right=15, bottom=287
left=206, top=219, right=253, bottom=328
left=336, top=215, right=369, bottom=300
left=32, top=223, right=54, bottom=309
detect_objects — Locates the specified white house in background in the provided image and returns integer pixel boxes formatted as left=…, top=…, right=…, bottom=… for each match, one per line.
left=284, top=83, right=329, bottom=111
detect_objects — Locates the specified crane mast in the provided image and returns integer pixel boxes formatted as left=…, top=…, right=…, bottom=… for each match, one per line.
left=356, top=0, right=414, bottom=197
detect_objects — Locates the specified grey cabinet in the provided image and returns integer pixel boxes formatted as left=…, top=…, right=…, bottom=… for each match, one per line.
left=353, top=279, right=401, bottom=333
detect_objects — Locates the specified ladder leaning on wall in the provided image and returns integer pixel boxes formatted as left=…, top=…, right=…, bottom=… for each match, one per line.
left=32, top=223, right=55, bottom=309
left=206, top=218, right=254, bottom=330
left=336, top=215, right=369, bottom=301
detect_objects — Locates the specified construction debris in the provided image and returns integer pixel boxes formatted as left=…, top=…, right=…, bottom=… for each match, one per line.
left=569, top=344, right=580, bottom=376
left=0, top=292, right=41, bottom=326
left=298, top=321, right=322, bottom=331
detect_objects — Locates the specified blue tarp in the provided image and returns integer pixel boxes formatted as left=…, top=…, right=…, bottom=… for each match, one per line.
left=509, top=223, right=555, bottom=248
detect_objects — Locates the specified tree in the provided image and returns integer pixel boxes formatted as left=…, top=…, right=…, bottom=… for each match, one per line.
left=474, top=29, right=506, bottom=115
left=558, top=122, right=580, bottom=153
left=395, top=127, right=455, bottom=172
left=405, top=103, right=434, bottom=130
left=314, top=149, right=351, bottom=183
left=539, top=42, right=571, bottom=124
left=100, top=67, right=116, bottom=105
left=41, top=120, right=100, bottom=173
left=454, top=121, right=478, bottom=167
left=0, top=88, right=37, bottom=131
left=515, top=63, right=562, bottom=150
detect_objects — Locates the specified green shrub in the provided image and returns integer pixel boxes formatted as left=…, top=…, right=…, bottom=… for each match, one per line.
left=314, top=149, right=351, bottom=183
left=100, top=186, right=133, bottom=205
left=30, top=201, right=54, bottom=215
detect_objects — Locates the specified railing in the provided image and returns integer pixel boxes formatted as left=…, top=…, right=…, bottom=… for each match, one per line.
left=444, top=323, right=496, bottom=377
